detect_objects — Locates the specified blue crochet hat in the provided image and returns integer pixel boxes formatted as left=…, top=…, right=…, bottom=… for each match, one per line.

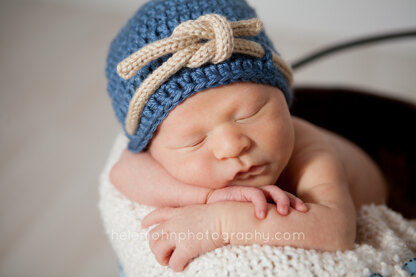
left=106, top=0, right=293, bottom=152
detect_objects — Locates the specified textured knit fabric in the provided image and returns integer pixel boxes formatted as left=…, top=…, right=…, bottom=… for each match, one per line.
left=98, top=134, right=416, bottom=277
left=105, top=0, right=292, bottom=152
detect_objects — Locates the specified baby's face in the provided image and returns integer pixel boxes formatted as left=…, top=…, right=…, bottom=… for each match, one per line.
left=149, top=82, right=294, bottom=189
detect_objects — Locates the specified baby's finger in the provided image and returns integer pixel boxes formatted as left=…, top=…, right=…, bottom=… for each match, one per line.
left=260, top=186, right=290, bottom=215
left=168, top=244, right=194, bottom=272
left=142, top=207, right=177, bottom=228
left=242, top=188, right=268, bottom=219
left=149, top=235, right=176, bottom=266
left=148, top=224, right=168, bottom=247
left=287, top=193, right=308, bottom=212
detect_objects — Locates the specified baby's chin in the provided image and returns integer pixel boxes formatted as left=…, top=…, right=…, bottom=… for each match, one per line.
left=175, top=170, right=280, bottom=189
left=228, top=173, right=279, bottom=188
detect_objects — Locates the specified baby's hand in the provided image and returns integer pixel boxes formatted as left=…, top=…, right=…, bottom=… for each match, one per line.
left=206, top=185, right=308, bottom=219
left=141, top=204, right=226, bottom=272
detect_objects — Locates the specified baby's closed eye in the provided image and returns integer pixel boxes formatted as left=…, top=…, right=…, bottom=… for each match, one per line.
left=166, top=135, right=207, bottom=150
left=234, top=100, right=267, bottom=123
left=185, top=136, right=207, bottom=148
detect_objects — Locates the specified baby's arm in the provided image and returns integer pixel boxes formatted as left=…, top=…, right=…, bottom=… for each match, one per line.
left=142, top=170, right=355, bottom=271
left=110, top=149, right=211, bottom=207
left=110, top=149, right=307, bottom=217
left=143, top=191, right=355, bottom=272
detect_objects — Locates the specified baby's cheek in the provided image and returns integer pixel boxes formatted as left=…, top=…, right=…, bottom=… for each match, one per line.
left=251, top=121, right=282, bottom=152
left=179, top=155, right=225, bottom=189
left=268, top=120, right=293, bottom=151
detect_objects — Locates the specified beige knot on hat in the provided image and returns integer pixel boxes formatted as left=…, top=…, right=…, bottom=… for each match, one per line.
left=117, top=13, right=293, bottom=135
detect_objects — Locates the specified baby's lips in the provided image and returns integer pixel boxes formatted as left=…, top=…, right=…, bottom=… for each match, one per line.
left=235, top=164, right=266, bottom=180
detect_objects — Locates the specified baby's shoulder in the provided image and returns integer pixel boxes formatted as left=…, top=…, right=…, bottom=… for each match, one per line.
left=278, top=117, right=339, bottom=192
left=284, top=117, right=387, bottom=208
left=288, top=116, right=363, bottom=176
left=290, top=116, right=332, bottom=152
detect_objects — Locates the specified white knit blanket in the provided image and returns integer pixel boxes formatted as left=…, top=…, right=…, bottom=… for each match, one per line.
left=98, top=134, right=416, bottom=277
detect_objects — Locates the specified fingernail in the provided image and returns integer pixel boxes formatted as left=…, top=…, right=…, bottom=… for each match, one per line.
left=279, top=206, right=287, bottom=215
left=258, top=210, right=265, bottom=218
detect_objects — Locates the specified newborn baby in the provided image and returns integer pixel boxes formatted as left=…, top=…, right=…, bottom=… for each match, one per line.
left=105, top=0, right=388, bottom=273
left=111, top=82, right=387, bottom=271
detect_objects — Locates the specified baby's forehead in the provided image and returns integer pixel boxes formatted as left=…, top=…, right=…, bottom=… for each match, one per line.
left=163, top=84, right=266, bottom=121
left=158, top=83, right=286, bottom=137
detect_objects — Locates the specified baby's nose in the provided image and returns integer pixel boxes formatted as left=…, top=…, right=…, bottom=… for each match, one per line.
left=212, top=124, right=251, bottom=160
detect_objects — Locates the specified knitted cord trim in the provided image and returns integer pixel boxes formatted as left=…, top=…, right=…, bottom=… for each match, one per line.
left=116, top=14, right=293, bottom=135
